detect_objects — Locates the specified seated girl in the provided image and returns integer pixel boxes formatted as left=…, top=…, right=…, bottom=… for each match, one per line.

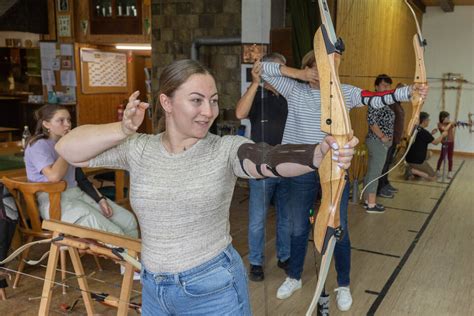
left=24, top=104, right=138, bottom=238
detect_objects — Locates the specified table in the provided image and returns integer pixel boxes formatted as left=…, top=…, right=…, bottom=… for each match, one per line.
left=0, top=127, right=19, bottom=142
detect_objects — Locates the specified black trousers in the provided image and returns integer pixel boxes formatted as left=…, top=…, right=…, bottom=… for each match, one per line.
left=377, top=143, right=397, bottom=193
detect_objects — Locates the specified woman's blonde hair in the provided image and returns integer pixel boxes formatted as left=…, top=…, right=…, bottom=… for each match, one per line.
left=301, top=50, right=316, bottom=69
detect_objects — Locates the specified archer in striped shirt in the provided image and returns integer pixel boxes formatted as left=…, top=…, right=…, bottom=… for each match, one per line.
left=260, top=51, right=429, bottom=307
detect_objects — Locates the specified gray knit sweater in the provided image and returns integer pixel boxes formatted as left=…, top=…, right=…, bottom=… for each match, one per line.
left=89, top=133, right=251, bottom=273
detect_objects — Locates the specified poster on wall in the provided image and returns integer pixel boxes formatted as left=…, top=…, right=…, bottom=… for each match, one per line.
left=80, top=49, right=128, bottom=93
left=88, top=52, right=127, bottom=87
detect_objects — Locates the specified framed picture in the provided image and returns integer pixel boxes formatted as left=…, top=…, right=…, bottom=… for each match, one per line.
left=57, top=0, right=69, bottom=12
left=57, top=15, right=71, bottom=37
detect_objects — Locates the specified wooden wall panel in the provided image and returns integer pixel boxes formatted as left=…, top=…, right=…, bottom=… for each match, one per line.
left=335, top=0, right=423, bottom=142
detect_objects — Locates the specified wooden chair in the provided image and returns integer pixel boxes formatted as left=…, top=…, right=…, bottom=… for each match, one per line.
left=2, top=176, right=69, bottom=293
left=2, top=177, right=103, bottom=295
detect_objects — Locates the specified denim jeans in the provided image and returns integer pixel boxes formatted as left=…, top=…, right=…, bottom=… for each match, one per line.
left=141, top=245, right=251, bottom=315
left=285, top=172, right=317, bottom=280
left=286, top=172, right=351, bottom=287
left=248, top=178, right=290, bottom=266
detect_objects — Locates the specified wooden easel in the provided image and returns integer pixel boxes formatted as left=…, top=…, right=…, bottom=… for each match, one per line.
left=38, top=220, right=141, bottom=316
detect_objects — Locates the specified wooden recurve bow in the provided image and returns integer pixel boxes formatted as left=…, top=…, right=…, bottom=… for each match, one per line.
left=307, top=0, right=352, bottom=314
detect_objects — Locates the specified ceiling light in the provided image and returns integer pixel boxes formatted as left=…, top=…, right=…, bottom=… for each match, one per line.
left=115, top=44, right=151, bottom=50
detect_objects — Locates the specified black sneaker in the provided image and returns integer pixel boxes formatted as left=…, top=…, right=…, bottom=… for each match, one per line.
left=277, top=259, right=289, bottom=273
left=366, top=204, right=385, bottom=214
left=377, top=188, right=394, bottom=198
left=385, top=184, right=398, bottom=193
left=364, top=202, right=385, bottom=210
left=317, top=293, right=330, bottom=316
left=249, top=265, right=264, bottom=282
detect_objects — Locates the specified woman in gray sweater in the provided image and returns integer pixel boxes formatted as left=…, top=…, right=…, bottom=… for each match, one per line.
left=56, top=59, right=358, bottom=315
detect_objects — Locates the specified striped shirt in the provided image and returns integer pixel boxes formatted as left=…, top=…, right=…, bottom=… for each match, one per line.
left=261, top=62, right=411, bottom=144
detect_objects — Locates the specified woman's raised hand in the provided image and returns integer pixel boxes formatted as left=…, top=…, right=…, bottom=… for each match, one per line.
left=121, top=91, right=150, bottom=136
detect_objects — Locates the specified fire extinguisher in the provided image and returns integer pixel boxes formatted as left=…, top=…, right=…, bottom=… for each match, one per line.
left=117, top=102, right=125, bottom=121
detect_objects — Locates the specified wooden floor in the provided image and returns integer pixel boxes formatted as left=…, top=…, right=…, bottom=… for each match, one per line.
left=0, top=156, right=472, bottom=315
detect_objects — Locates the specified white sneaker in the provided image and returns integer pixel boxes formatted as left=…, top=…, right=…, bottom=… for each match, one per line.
left=276, top=277, right=302, bottom=299
left=335, top=286, right=352, bottom=311
left=447, top=171, right=453, bottom=179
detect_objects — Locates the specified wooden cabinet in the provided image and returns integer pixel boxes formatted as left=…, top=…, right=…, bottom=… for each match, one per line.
left=89, top=0, right=142, bottom=35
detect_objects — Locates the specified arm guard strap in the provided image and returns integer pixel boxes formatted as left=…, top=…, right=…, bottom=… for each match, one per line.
left=76, top=168, right=102, bottom=203
left=237, top=143, right=318, bottom=177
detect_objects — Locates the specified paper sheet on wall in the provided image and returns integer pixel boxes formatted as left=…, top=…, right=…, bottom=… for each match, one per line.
left=41, top=70, right=56, bottom=86
left=52, top=58, right=61, bottom=71
left=87, top=52, right=127, bottom=87
left=40, top=57, right=54, bottom=70
left=40, top=42, right=56, bottom=58
left=40, top=42, right=57, bottom=70
left=81, top=50, right=99, bottom=63
left=60, top=44, right=73, bottom=56
left=60, top=70, right=76, bottom=86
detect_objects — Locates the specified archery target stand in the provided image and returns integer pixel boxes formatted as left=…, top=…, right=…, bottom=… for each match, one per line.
left=440, top=72, right=466, bottom=122
left=39, top=220, right=141, bottom=316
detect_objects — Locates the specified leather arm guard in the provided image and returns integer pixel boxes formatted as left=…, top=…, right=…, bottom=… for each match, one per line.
left=237, top=142, right=318, bottom=177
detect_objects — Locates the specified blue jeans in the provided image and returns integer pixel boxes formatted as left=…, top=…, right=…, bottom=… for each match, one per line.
left=286, top=172, right=351, bottom=286
left=141, top=245, right=251, bottom=315
left=248, top=178, right=290, bottom=266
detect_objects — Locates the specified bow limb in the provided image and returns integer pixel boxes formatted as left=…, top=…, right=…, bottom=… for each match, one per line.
left=307, top=1, right=352, bottom=314
left=306, top=236, right=336, bottom=316
left=0, top=236, right=63, bottom=266
left=401, top=0, right=426, bottom=152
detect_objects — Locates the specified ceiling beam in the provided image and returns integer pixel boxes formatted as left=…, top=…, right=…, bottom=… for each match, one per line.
left=439, top=0, right=455, bottom=12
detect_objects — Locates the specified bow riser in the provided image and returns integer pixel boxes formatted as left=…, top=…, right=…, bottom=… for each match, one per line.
left=314, top=153, right=346, bottom=254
